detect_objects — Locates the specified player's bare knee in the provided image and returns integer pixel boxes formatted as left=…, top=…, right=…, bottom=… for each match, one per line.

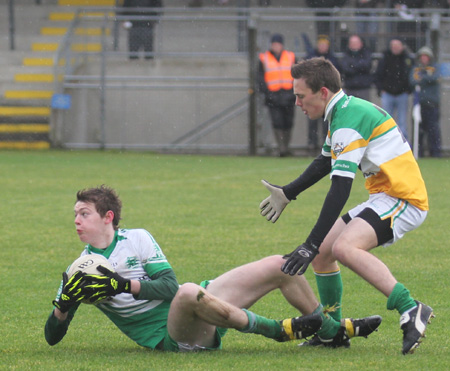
left=261, top=255, right=284, bottom=268
left=331, top=240, right=351, bottom=265
left=260, top=255, right=286, bottom=277
left=176, top=282, right=203, bottom=304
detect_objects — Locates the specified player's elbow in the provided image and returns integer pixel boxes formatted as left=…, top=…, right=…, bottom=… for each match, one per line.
left=44, top=327, right=64, bottom=346
left=166, top=280, right=179, bottom=301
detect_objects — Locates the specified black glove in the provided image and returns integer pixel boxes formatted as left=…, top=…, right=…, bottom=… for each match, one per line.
left=84, top=265, right=131, bottom=297
left=281, top=242, right=319, bottom=276
left=52, top=271, right=88, bottom=313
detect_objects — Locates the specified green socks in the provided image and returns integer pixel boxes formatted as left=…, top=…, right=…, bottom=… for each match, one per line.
left=239, top=306, right=341, bottom=341
left=387, top=282, right=417, bottom=315
left=315, top=269, right=343, bottom=322
left=314, top=304, right=341, bottom=339
left=239, top=309, right=282, bottom=339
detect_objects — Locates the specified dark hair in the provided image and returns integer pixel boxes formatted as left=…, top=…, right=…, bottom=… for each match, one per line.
left=76, top=185, right=122, bottom=230
left=291, top=57, right=341, bottom=93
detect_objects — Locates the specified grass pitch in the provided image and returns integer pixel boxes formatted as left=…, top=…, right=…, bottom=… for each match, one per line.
left=1, top=150, right=449, bottom=370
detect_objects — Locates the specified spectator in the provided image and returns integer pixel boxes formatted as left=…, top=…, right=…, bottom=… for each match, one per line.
left=304, top=35, right=341, bottom=153
left=306, top=0, right=348, bottom=39
left=121, top=0, right=162, bottom=60
left=409, top=46, right=442, bottom=157
left=355, top=0, right=382, bottom=52
left=392, top=0, right=426, bottom=52
left=258, top=34, right=296, bottom=157
left=375, top=38, right=414, bottom=140
left=340, top=34, right=373, bottom=101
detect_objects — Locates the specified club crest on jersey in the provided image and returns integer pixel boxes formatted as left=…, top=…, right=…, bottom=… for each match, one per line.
left=332, top=142, right=345, bottom=157
left=126, top=256, right=139, bottom=269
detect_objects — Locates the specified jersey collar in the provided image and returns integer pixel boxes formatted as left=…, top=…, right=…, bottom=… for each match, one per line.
left=87, top=230, right=121, bottom=259
left=324, top=89, right=345, bottom=122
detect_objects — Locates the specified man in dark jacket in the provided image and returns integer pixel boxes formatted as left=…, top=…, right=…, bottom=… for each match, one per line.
left=121, top=0, right=162, bottom=60
left=392, top=0, right=426, bottom=52
left=409, top=46, right=442, bottom=157
left=304, top=35, right=341, bottom=153
left=374, top=38, right=414, bottom=140
left=340, top=34, right=373, bottom=101
left=306, top=0, right=347, bottom=38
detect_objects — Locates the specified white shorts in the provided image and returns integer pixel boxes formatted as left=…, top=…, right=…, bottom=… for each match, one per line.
left=347, top=193, right=428, bottom=247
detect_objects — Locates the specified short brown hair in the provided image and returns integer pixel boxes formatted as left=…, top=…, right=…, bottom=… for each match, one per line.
left=291, top=57, right=341, bottom=93
left=76, top=185, right=122, bottom=230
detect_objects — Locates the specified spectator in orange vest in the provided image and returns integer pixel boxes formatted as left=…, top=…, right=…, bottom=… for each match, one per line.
left=258, top=34, right=297, bottom=157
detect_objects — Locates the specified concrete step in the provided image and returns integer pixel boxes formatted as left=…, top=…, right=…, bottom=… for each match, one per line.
left=58, top=0, right=115, bottom=5
left=1, top=81, right=52, bottom=95
left=23, top=57, right=66, bottom=66
left=4, top=90, right=54, bottom=100
left=40, top=26, right=110, bottom=36
left=30, top=41, right=102, bottom=52
left=0, top=105, right=51, bottom=126
left=0, top=141, right=50, bottom=149
left=0, top=123, right=50, bottom=134
left=49, top=10, right=115, bottom=21
left=31, top=42, right=60, bottom=52
left=0, top=106, right=51, bottom=116
left=15, top=73, right=55, bottom=83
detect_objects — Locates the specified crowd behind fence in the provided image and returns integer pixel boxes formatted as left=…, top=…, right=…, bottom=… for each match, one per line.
left=51, top=7, right=450, bottom=155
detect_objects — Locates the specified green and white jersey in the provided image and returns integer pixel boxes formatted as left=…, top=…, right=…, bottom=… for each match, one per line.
left=322, top=90, right=428, bottom=211
left=77, top=228, right=172, bottom=349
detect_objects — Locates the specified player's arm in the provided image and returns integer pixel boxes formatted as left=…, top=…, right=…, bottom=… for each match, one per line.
left=85, top=266, right=179, bottom=302
left=260, top=154, right=331, bottom=222
left=136, top=268, right=179, bottom=302
left=282, top=175, right=353, bottom=276
left=306, top=174, right=353, bottom=247
left=282, top=154, right=332, bottom=200
left=45, top=305, right=79, bottom=346
left=45, top=270, right=92, bottom=345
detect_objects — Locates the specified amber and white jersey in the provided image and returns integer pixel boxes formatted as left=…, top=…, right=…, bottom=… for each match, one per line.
left=322, top=90, right=429, bottom=211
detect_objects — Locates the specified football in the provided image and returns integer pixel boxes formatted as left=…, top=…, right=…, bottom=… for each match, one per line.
left=67, top=254, right=114, bottom=304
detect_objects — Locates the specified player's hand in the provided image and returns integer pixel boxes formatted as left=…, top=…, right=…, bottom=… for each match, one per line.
left=281, top=242, right=319, bottom=276
left=52, top=271, right=88, bottom=313
left=259, top=179, right=290, bottom=223
left=84, top=265, right=131, bottom=297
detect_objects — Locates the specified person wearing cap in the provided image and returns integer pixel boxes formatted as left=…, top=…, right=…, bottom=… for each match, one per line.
left=258, top=34, right=297, bottom=157
left=374, top=38, right=414, bottom=141
left=409, top=46, right=442, bottom=157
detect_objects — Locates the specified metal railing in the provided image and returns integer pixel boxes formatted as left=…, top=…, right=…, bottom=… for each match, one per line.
left=51, top=7, right=450, bottom=155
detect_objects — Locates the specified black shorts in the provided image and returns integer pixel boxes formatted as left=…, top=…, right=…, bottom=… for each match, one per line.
left=341, top=207, right=394, bottom=246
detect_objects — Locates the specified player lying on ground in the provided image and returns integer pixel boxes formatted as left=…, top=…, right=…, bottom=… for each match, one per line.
left=45, top=185, right=381, bottom=351
left=260, top=57, right=434, bottom=354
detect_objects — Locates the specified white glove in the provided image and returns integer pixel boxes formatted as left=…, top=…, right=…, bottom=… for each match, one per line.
left=259, top=179, right=290, bottom=223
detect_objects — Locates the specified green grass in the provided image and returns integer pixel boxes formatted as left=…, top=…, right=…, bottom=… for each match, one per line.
left=1, top=150, right=449, bottom=370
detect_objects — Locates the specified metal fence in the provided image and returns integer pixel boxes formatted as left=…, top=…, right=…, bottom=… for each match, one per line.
left=51, top=7, right=450, bottom=155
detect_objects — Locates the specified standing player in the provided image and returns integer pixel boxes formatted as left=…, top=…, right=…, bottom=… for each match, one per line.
left=260, top=57, right=434, bottom=354
left=45, top=185, right=380, bottom=352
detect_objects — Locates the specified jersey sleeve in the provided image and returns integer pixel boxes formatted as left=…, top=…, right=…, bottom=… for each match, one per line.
left=44, top=307, right=78, bottom=346
left=329, top=127, right=366, bottom=179
left=136, top=229, right=173, bottom=277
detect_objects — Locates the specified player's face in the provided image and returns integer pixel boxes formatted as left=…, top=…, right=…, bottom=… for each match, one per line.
left=74, top=201, right=110, bottom=245
left=293, top=78, right=326, bottom=120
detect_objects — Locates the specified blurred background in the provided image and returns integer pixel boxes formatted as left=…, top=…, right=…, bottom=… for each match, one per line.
left=1, top=0, right=449, bottom=156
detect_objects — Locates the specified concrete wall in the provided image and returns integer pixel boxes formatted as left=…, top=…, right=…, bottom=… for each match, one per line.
left=2, top=2, right=450, bottom=155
